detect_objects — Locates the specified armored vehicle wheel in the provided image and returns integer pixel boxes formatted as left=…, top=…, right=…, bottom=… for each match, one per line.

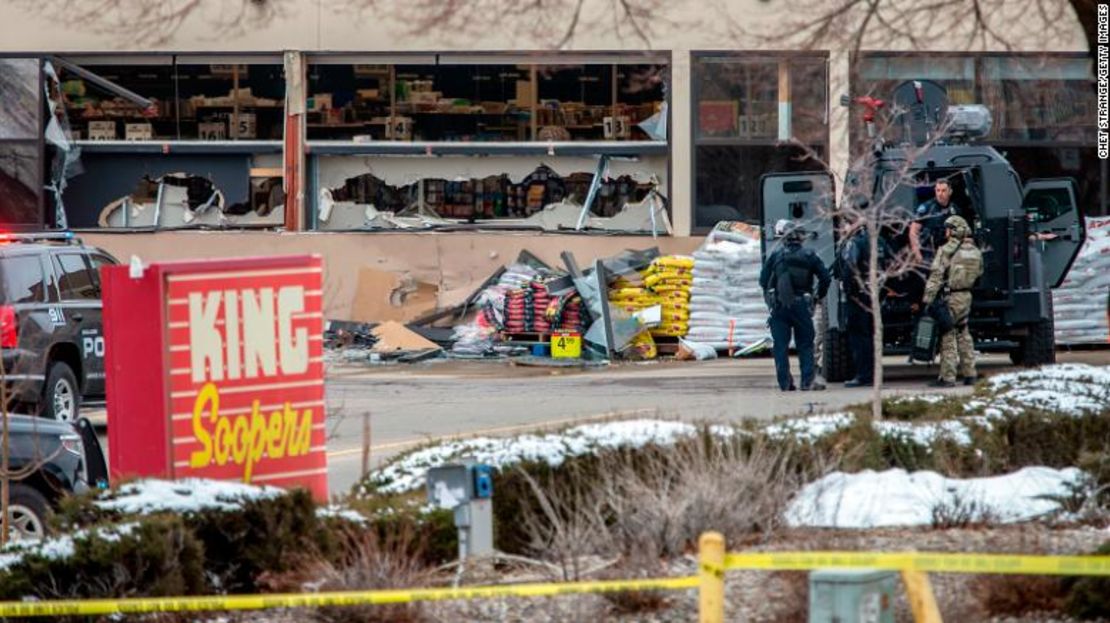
left=823, top=328, right=853, bottom=383
left=1010, top=297, right=1056, bottom=367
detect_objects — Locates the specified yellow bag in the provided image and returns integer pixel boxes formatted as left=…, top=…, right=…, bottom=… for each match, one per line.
left=626, top=331, right=657, bottom=360
left=650, top=256, right=694, bottom=271
left=611, top=287, right=647, bottom=298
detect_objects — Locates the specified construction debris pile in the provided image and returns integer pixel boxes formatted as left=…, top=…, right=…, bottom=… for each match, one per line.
left=325, top=236, right=781, bottom=365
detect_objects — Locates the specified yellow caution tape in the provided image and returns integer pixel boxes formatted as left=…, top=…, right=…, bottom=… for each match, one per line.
left=0, top=576, right=699, bottom=617
left=724, top=551, right=1110, bottom=576
left=4, top=551, right=1108, bottom=616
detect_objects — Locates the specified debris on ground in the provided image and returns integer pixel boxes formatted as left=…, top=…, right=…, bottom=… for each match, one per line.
left=370, top=321, right=442, bottom=354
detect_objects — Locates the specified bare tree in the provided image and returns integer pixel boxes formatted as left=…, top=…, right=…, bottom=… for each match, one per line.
left=10, top=0, right=290, bottom=46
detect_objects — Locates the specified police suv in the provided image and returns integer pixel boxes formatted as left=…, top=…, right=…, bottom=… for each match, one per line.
left=0, top=232, right=116, bottom=420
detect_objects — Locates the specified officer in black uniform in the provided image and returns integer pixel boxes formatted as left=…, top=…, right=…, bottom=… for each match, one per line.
left=760, top=220, right=832, bottom=392
left=837, top=226, right=891, bottom=387
left=909, top=178, right=958, bottom=266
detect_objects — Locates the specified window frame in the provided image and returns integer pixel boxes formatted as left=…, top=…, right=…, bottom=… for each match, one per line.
left=690, top=50, right=831, bottom=233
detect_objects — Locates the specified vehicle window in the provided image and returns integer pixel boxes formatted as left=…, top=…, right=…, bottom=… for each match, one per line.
left=88, top=254, right=116, bottom=284
left=1, top=255, right=46, bottom=304
left=1023, top=185, right=1075, bottom=223
left=53, top=254, right=98, bottom=300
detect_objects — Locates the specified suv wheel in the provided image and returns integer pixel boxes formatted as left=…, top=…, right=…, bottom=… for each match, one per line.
left=43, top=361, right=80, bottom=421
left=7, top=484, right=50, bottom=542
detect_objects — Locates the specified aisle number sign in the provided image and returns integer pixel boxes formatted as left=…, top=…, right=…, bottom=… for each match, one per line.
left=551, top=332, right=582, bottom=359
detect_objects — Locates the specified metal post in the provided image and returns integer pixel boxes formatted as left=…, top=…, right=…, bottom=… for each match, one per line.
left=698, top=532, right=725, bottom=623
left=901, top=569, right=943, bottom=623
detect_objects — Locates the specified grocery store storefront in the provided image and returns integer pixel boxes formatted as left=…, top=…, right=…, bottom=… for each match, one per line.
left=0, top=5, right=1094, bottom=316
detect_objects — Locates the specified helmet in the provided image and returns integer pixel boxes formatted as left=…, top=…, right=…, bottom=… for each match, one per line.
left=775, top=219, right=803, bottom=240
left=944, top=215, right=970, bottom=238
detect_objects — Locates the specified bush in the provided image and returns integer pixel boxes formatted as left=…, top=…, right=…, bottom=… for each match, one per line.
left=499, top=432, right=813, bottom=571
left=0, top=515, right=205, bottom=601
left=1064, top=539, right=1110, bottom=619
left=972, top=575, right=1066, bottom=618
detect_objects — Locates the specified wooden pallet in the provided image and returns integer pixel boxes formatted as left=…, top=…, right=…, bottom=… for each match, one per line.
left=501, top=331, right=552, bottom=344
left=651, top=335, right=682, bottom=356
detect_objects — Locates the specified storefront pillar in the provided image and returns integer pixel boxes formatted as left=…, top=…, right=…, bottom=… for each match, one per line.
left=283, top=50, right=307, bottom=231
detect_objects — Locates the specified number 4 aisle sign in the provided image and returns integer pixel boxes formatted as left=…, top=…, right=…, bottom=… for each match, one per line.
left=101, top=256, right=328, bottom=501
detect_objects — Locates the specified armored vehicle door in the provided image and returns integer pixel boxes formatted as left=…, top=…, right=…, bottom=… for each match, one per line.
left=1022, top=178, right=1085, bottom=289
left=760, top=171, right=839, bottom=325
left=760, top=172, right=836, bottom=261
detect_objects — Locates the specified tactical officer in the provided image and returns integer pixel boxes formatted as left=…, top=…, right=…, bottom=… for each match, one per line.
left=909, top=179, right=958, bottom=265
left=838, top=227, right=890, bottom=388
left=922, top=215, right=983, bottom=387
left=760, top=220, right=832, bottom=392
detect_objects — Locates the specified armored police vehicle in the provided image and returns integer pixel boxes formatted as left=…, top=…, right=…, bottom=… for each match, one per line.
left=761, top=80, right=1085, bottom=382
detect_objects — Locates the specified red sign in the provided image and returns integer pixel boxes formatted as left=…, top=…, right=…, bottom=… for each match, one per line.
left=102, top=256, right=328, bottom=500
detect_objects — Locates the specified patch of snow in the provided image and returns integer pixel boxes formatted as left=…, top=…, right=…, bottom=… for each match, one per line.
left=316, top=505, right=368, bottom=524
left=371, top=419, right=729, bottom=494
left=763, top=413, right=855, bottom=442
left=873, top=419, right=972, bottom=447
left=984, top=364, right=1110, bottom=417
left=786, top=466, right=1087, bottom=528
left=96, top=479, right=284, bottom=515
left=0, top=522, right=139, bottom=572
left=892, top=394, right=947, bottom=405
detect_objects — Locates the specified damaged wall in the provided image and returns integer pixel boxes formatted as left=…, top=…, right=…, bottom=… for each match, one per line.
left=81, top=230, right=700, bottom=319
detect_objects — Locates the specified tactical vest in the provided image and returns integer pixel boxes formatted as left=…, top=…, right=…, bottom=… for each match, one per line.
left=773, top=245, right=815, bottom=307
left=946, top=239, right=983, bottom=291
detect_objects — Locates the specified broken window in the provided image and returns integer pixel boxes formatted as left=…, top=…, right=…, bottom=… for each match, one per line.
left=0, top=58, right=44, bottom=227
left=317, top=163, right=669, bottom=235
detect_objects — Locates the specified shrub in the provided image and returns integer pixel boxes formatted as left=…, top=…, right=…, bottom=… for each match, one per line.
left=0, top=515, right=205, bottom=601
left=258, top=521, right=434, bottom=623
left=972, top=575, right=1066, bottom=618
left=1064, top=539, right=1110, bottom=619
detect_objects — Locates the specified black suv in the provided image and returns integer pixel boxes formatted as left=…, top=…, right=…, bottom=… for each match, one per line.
left=6, top=415, right=107, bottom=541
left=0, top=233, right=117, bottom=420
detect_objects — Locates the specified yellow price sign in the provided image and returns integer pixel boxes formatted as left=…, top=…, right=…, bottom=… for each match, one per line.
left=551, top=332, right=582, bottom=359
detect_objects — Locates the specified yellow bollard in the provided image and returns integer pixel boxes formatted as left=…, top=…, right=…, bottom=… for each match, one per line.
left=698, top=532, right=726, bottom=623
left=902, top=569, right=944, bottom=623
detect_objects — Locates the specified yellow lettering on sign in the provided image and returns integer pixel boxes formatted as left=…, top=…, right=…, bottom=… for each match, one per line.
left=187, top=382, right=315, bottom=482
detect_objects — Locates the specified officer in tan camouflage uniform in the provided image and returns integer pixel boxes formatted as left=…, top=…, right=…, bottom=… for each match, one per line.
left=921, top=215, right=983, bottom=387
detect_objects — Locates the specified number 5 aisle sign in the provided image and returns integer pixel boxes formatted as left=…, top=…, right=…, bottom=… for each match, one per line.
left=101, top=256, right=328, bottom=501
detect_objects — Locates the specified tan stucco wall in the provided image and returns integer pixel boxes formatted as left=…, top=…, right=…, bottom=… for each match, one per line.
left=81, top=231, right=702, bottom=318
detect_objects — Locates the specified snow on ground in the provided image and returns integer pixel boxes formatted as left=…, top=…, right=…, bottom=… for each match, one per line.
left=762, top=413, right=855, bottom=442
left=0, top=522, right=138, bottom=572
left=372, top=414, right=983, bottom=494
left=96, top=479, right=284, bottom=515
left=785, top=466, right=1087, bottom=528
left=370, top=419, right=723, bottom=493
left=980, top=363, right=1110, bottom=417
left=317, top=505, right=369, bottom=524
left=872, top=419, right=973, bottom=447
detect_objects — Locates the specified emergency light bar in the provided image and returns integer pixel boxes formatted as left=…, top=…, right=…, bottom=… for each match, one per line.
left=0, top=231, right=80, bottom=245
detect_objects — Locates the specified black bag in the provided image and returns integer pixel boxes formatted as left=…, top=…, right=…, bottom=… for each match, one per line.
left=911, top=316, right=939, bottom=362
left=927, top=298, right=955, bottom=333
